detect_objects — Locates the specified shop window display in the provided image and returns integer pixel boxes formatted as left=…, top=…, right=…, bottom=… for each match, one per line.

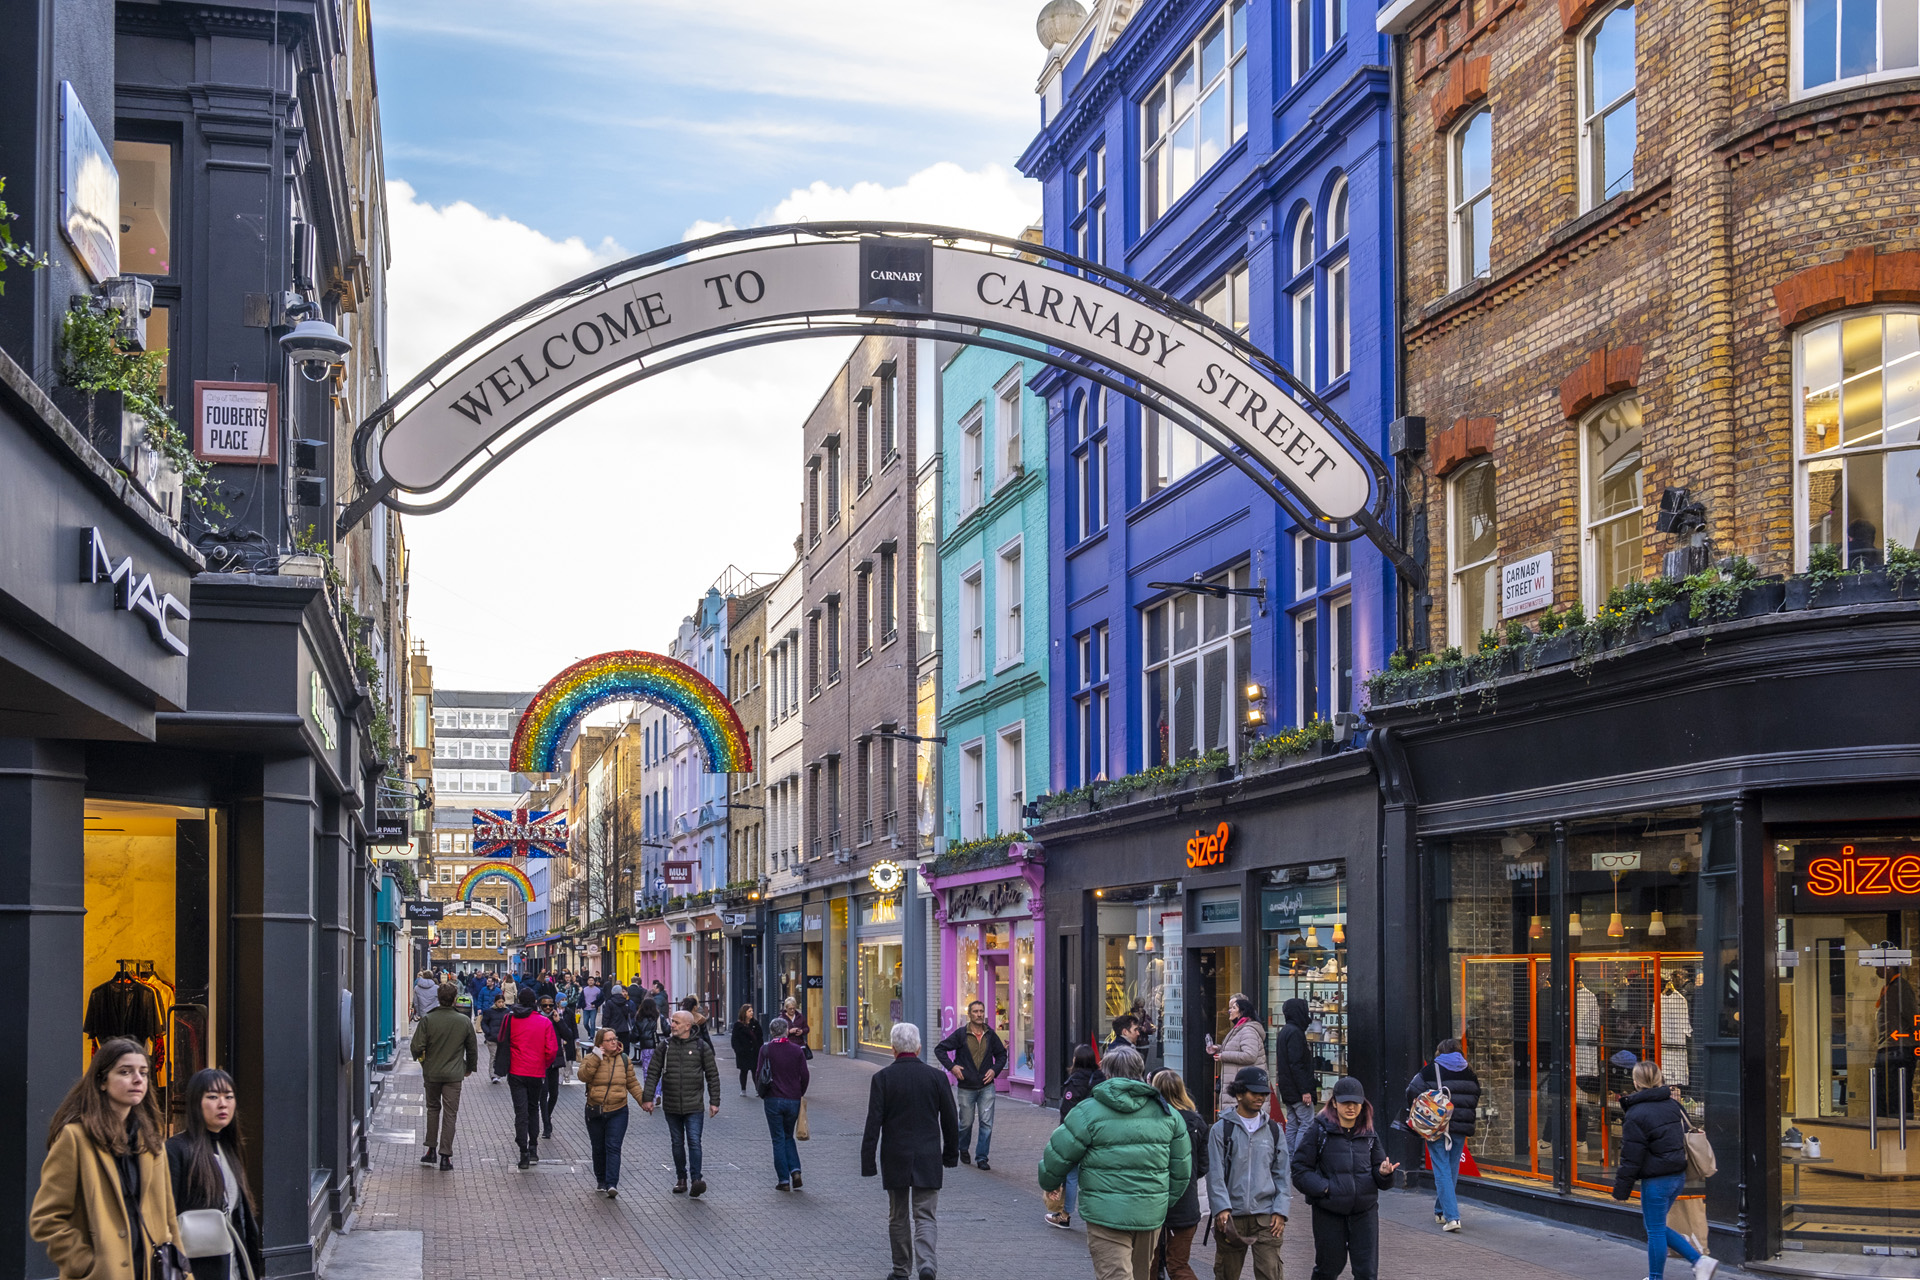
left=859, top=940, right=904, bottom=1050
left=1263, top=865, right=1349, bottom=1099
left=1097, top=882, right=1183, bottom=1074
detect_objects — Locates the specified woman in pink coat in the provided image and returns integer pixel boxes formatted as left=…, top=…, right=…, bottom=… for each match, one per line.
left=1209, top=993, right=1266, bottom=1113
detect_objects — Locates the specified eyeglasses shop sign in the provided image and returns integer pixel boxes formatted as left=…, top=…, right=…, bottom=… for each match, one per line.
left=1502, top=551, right=1552, bottom=618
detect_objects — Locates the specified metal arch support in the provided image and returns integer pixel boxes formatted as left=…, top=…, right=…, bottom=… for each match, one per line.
left=339, top=222, right=1419, bottom=586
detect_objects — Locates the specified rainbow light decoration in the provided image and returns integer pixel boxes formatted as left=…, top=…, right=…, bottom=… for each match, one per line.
left=511, top=650, right=752, bottom=776
left=459, top=861, right=535, bottom=904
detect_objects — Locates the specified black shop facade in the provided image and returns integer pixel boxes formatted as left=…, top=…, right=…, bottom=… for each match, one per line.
left=1367, top=601, right=1920, bottom=1277
left=1030, top=746, right=1380, bottom=1122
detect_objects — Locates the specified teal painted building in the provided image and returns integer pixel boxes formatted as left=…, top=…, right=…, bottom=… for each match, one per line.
left=940, top=337, right=1051, bottom=848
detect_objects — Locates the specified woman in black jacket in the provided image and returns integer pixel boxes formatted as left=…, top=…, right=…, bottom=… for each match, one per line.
left=1613, top=1061, right=1715, bottom=1280
left=1291, top=1076, right=1398, bottom=1280
left=166, top=1069, right=265, bottom=1280
left=1045, top=1044, right=1105, bottom=1228
left=730, top=1004, right=765, bottom=1095
left=1403, top=1038, right=1480, bottom=1232
left=1152, top=1070, right=1208, bottom=1280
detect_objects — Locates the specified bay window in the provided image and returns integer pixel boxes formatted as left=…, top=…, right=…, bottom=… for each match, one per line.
left=1796, top=309, right=1920, bottom=567
left=1796, top=0, right=1920, bottom=97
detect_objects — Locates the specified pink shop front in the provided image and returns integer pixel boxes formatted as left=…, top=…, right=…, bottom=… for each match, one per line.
left=928, top=845, right=1047, bottom=1102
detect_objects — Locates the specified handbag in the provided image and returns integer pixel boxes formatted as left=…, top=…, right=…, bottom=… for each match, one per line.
left=177, top=1208, right=234, bottom=1258
left=1684, top=1122, right=1717, bottom=1181
left=755, top=1047, right=777, bottom=1098
left=796, top=1097, right=810, bottom=1141
left=134, top=1195, right=190, bottom=1280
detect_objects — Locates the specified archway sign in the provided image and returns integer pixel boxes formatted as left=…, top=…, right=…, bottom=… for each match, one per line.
left=511, top=649, right=752, bottom=776
left=459, top=861, right=535, bottom=904
left=341, top=223, right=1414, bottom=581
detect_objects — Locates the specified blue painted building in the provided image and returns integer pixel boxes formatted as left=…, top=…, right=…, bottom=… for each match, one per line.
left=1018, top=0, right=1399, bottom=1107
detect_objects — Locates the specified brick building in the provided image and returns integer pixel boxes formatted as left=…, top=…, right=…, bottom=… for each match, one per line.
left=1370, top=0, right=1920, bottom=1267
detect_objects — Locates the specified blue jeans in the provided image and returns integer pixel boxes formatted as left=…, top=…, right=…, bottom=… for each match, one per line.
left=764, top=1096, right=802, bottom=1183
left=666, top=1108, right=705, bottom=1181
left=956, top=1085, right=996, bottom=1160
left=1063, top=1167, right=1080, bottom=1216
left=582, top=1008, right=598, bottom=1037
left=585, top=1104, right=628, bottom=1188
left=1640, top=1173, right=1700, bottom=1279
left=1428, top=1137, right=1463, bottom=1221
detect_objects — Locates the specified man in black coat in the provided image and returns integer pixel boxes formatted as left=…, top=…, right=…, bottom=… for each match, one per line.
left=861, top=1022, right=959, bottom=1280
left=1272, top=998, right=1317, bottom=1153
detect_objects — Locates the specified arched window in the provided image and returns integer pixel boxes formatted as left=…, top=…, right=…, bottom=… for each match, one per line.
left=1293, top=210, right=1317, bottom=274
left=1448, top=459, right=1499, bottom=646
left=1327, top=176, right=1351, bottom=381
left=1580, top=3, right=1637, bottom=210
left=1796, top=308, right=1920, bottom=568
left=1449, top=108, right=1493, bottom=288
left=1580, top=394, right=1646, bottom=606
left=1292, top=210, right=1316, bottom=387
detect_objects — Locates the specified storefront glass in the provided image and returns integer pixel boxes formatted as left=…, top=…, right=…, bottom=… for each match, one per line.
left=859, top=940, right=904, bottom=1049
left=1774, top=835, right=1920, bottom=1258
left=1434, top=809, right=1719, bottom=1198
left=1096, top=881, right=1182, bottom=1074
left=949, top=915, right=1037, bottom=1079
left=1014, top=923, right=1037, bottom=1078
left=1262, top=865, right=1349, bottom=1103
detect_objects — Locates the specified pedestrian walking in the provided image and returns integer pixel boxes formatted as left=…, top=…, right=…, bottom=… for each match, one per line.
left=934, top=999, right=1008, bottom=1170
left=631, top=996, right=662, bottom=1084
left=555, top=991, right=581, bottom=1083
left=412, top=971, right=440, bottom=1021
left=1037, top=1046, right=1193, bottom=1280
left=782, top=996, right=811, bottom=1050
left=1151, top=1071, right=1209, bottom=1280
left=678, top=994, right=713, bottom=1043
left=1403, top=1038, right=1479, bottom=1232
left=496, top=989, right=560, bottom=1169
left=1208, top=994, right=1265, bottom=1116
left=412, top=981, right=478, bottom=1169
left=539, top=996, right=570, bottom=1138
left=861, top=1023, right=959, bottom=1280
left=578, top=1027, right=647, bottom=1197
left=581, top=977, right=602, bottom=1038
left=166, top=1069, right=265, bottom=1280
left=1290, top=1076, right=1398, bottom=1280
left=1612, top=1061, right=1718, bottom=1280
left=30, top=1038, right=184, bottom=1280
left=757, top=1016, right=810, bottom=1190
left=1045, top=1043, right=1105, bottom=1229
left=642, top=1009, right=722, bottom=1197
left=1103, top=1014, right=1142, bottom=1059
left=1208, top=1067, right=1289, bottom=1280
left=480, top=994, right=510, bottom=1083
left=731, top=1004, right=765, bottom=1095
left=601, top=985, right=637, bottom=1048
left=1272, top=999, right=1317, bottom=1155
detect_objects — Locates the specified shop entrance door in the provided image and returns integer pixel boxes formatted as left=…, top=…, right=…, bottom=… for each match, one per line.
left=1459, top=955, right=1554, bottom=1182
left=1776, top=909, right=1920, bottom=1269
left=1192, top=946, right=1242, bottom=1116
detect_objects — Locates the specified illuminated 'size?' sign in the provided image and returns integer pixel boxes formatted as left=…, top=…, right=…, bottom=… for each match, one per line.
left=1794, top=842, right=1920, bottom=911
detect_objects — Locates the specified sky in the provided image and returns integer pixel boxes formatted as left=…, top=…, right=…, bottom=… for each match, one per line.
left=374, top=2, right=1050, bottom=690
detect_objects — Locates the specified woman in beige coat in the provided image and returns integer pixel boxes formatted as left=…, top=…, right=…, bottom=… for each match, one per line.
left=31, top=1037, right=181, bottom=1280
left=1209, top=993, right=1266, bottom=1113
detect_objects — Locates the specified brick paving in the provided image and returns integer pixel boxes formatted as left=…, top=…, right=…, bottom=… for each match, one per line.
left=348, top=1022, right=1755, bottom=1280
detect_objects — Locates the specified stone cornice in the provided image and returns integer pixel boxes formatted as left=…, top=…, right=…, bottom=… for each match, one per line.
left=1717, top=79, right=1920, bottom=168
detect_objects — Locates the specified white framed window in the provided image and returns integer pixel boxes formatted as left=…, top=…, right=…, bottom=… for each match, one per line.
left=959, top=564, right=985, bottom=685
left=1294, top=608, right=1319, bottom=726
left=1327, top=0, right=1347, bottom=44
left=1581, top=393, right=1647, bottom=607
left=996, top=724, right=1026, bottom=833
left=961, top=406, right=985, bottom=512
left=1794, top=0, right=1920, bottom=99
left=996, top=370, right=1024, bottom=481
left=1146, top=266, right=1244, bottom=499
left=825, top=440, right=842, bottom=527
left=1796, top=308, right=1920, bottom=568
left=1448, top=458, right=1500, bottom=647
left=879, top=367, right=899, bottom=461
left=1449, top=107, right=1493, bottom=288
left=1073, top=624, right=1110, bottom=785
left=1143, top=564, right=1255, bottom=765
left=959, top=738, right=986, bottom=840
left=1073, top=390, right=1108, bottom=541
left=1200, top=261, right=1251, bottom=336
left=878, top=546, right=898, bottom=643
left=1292, top=211, right=1317, bottom=388
left=1070, top=143, right=1107, bottom=269
left=1328, top=178, right=1351, bottom=381
left=1295, top=529, right=1320, bottom=598
left=1293, top=0, right=1315, bottom=80
left=855, top=392, right=872, bottom=491
left=1328, top=594, right=1354, bottom=716
left=1580, top=3, right=1638, bottom=210
left=996, top=538, right=1025, bottom=668
left=1143, top=1, right=1250, bottom=227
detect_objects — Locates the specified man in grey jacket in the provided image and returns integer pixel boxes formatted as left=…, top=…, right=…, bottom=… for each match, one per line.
left=1208, top=1066, right=1290, bottom=1280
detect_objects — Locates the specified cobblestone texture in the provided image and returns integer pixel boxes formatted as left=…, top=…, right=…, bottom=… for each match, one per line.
left=352, top=1027, right=1754, bottom=1280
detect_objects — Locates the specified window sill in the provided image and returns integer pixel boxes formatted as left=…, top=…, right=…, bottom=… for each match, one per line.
left=1553, top=189, right=1634, bottom=247
left=1318, top=370, right=1353, bottom=399
left=880, top=629, right=899, bottom=649
left=1422, top=277, right=1487, bottom=322
left=957, top=674, right=986, bottom=693
left=993, top=656, right=1025, bottom=676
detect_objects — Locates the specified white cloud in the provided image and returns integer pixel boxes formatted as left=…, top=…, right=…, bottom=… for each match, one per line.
left=680, top=161, right=1041, bottom=250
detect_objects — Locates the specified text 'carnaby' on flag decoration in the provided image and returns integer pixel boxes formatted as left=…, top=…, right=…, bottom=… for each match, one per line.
left=472, top=808, right=568, bottom=859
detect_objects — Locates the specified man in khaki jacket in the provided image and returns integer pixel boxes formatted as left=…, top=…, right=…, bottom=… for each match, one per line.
left=413, top=981, right=479, bottom=1170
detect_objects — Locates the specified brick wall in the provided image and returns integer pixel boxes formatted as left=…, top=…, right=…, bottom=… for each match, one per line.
left=1396, top=0, right=1920, bottom=652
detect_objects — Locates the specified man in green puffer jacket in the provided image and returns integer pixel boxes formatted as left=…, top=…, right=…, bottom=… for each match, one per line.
left=1038, top=1046, right=1192, bottom=1280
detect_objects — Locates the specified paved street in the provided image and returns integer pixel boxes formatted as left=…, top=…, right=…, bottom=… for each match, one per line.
left=331, top=1026, right=1754, bottom=1280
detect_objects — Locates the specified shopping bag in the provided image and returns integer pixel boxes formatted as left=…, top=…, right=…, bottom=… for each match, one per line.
left=796, top=1096, right=810, bottom=1141
left=1670, top=1196, right=1709, bottom=1258
left=1684, top=1125, right=1717, bottom=1181
left=1421, top=1141, right=1480, bottom=1177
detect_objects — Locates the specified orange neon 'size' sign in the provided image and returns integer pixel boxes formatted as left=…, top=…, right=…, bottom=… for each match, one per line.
left=1187, top=822, right=1232, bottom=870
left=1794, top=842, right=1920, bottom=911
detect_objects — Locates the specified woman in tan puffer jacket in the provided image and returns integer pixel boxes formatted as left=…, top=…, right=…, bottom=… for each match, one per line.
left=1210, top=993, right=1266, bottom=1113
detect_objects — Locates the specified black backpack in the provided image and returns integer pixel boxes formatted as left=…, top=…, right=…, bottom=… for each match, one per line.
left=755, top=1044, right=778, bottom=1098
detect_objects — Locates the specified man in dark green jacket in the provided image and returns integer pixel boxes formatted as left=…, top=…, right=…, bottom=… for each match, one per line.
left=1037, top=1046, right=1192, bottom=1280
left=412, top=982, right=478, bottom=1170
left=643, top=1009, right=722, bottom=1196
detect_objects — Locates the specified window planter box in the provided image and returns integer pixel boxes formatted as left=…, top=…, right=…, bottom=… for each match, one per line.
left=1783, top=568, right=1918, bottom=611
left=1735, top=579, right=1788, bottom=618
left=1636, top=599, right=1696, bottom=641
left=1527, top=634, right=1577, bottom=668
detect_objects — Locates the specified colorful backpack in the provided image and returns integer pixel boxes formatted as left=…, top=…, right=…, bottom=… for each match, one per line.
left=1408, top=1061, right=1455, bottom=1144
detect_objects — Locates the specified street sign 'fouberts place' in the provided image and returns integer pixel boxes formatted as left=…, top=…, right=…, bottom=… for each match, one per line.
left=377, top=237, right=1369, bottom=523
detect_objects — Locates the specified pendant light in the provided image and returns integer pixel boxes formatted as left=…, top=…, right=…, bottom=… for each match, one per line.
left=1144, top=933, right=1157, bottom=952
left=1528, top=862, right=1547, bottom=941
left=1305, top=924, right=1320, bottom=948
left=1568, top=912, right=1584, bottom=938
left=1331, top=880, right=1346, bottom=946
left=1127, top=933, right=1139, bottom=952
left=1607, top=870, right=1626, bottom=938
left=1648, top=910, right=1668, bottom=937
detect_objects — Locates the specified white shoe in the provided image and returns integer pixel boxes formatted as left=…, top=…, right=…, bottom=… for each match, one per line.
left=1442, top=1220, right=1461, bottom=1232
left=1693, top=1258, right=1718, bottom=1280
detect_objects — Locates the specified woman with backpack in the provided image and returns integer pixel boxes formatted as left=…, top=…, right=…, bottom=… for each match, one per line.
left=1613, top=1060, right=1717, bottom=1280
left=1291, top=1076, right=1398, bottom=1280
left=1403, top=1038, right=1480, bottom=1232
left=1045, top=1043, right=1104, bottom=1228
left=1153, top=1070, right=1210, bottom=1280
